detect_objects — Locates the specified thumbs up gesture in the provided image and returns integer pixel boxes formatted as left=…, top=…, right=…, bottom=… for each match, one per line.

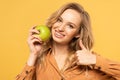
left=75, top=40, right=96, bottom=65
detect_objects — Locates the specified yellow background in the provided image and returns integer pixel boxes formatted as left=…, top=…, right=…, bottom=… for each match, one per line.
left=0, top=0, right=120, bottom=80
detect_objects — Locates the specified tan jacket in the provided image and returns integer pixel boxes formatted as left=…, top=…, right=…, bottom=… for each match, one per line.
left=16, top=50, right=120, bottom=80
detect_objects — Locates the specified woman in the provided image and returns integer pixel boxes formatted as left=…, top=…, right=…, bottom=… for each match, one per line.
left=16, top=2, right=120, bottom=80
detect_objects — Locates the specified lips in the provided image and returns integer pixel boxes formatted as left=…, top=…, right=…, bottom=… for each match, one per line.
left=54, top=30, right=65, bottom=38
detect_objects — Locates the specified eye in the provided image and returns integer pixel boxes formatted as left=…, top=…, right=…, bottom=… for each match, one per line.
left=69, top=24, right=74, bottom=29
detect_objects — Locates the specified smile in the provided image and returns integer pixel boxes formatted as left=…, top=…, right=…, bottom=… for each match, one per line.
left=54, top=31, right=65, bottom=38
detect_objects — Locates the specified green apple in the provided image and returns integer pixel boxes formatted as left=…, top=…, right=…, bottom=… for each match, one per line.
left=35, top=25, right=51, bottom=41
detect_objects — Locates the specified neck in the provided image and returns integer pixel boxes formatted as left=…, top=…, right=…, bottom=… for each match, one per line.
left=52, top=42, right=69, bottom=56
left=52, top=42, right=70, bottom=70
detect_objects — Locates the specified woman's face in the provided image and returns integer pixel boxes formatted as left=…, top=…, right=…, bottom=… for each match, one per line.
left=52, top=9, right=82, bottom=45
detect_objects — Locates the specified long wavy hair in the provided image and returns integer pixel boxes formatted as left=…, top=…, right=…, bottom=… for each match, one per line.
left=36, top=2, right=94, bottom=69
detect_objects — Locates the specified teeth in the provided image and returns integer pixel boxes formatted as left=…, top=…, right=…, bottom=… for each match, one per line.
left=55, top=32, right=64, bottom=38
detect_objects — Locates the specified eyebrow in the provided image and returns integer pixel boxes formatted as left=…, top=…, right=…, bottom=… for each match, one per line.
left=59, top=16, right=78, bottom=28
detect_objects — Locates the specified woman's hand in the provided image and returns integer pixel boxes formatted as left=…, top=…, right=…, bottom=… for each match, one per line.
left=75, top=40, right=96, bottom=65
left=27, top=26, right=43, bottom=55
left=27, top=26, right=43, bottom=66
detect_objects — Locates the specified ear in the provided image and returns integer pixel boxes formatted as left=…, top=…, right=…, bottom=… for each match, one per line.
left=75, top=34, right=80, bottom=38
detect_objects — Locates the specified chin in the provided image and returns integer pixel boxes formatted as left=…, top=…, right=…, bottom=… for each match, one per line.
left=53, top=37, right=69, bottom=45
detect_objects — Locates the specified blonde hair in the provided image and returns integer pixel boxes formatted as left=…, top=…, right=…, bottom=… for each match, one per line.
left=37, top=2, right=94, bottom=69
left=46, top=2, right=94, bottom=50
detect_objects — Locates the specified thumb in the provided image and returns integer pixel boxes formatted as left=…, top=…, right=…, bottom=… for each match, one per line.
left=79, top=40, right=86, bottom=50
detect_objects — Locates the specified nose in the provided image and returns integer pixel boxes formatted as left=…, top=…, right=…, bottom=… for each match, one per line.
left=58, top=24, right=65, bottom=31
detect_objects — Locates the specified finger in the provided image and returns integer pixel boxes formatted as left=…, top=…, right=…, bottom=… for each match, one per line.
left=30, top=29, right=40, bottom=34
left=28, top=37, right=43, bottom=45
left=28, top=26, right=38, bottom=34
left=79, top=40, right=86, bottom=50
left=32, top=35, right=42, bottom=41
left=29, top=29, right=40, bottom=36
left=73, top=54, right=80, bottom=65
left=31, top=38, right=42, bottom=44
left=28, top=35, right=42, bottom=44
left=31, top=25, right=37, bottom=29
left=76, top=50, right=83, bottom=57
left=76, top=60, right=80, bottom=65
left=30, top=35, right=42, bottom=41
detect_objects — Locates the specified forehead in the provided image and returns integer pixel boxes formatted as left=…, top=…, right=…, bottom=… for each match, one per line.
left=60, top=9, right=82, bottom=26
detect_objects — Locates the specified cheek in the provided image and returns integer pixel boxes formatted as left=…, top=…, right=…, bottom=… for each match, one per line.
left=52, top=23, right=56, bottom=29
left=52, top=22, right=60, bottom=29
left=51, top=23, right=57, bottom=34
left=67, top=30, right=78, bottom=37
left=51, top=27, right=54, bottom=35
